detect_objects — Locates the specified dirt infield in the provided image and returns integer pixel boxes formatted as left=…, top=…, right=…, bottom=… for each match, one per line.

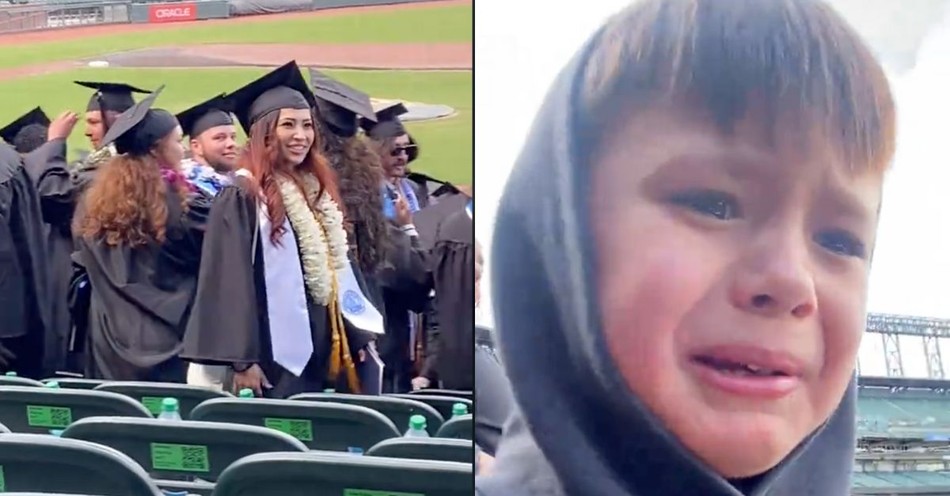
left=95, top=42, right=472, bottom=70
left=0, top=0, right=468, bottom=45
left=0, top=0, right=472, bottom=80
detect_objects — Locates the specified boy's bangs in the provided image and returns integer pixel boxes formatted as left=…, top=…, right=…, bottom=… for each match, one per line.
left=581, top=0, right=896, bottom=174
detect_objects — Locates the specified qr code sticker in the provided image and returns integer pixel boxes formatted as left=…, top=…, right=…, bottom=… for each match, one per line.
left=50, top=408, right=71, bottom=427
left=288, top=420, right=313, bottom=441
left=181, top=446, right=208, bottom=472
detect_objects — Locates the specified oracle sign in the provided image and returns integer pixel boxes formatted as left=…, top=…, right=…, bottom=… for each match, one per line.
left=148, top=3, right=197, bottom=23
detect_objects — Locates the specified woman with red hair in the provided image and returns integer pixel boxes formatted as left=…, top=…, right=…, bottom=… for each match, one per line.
left=72, top=87, right=208, bottom=382
left=183, top=62, right=379, bottom=397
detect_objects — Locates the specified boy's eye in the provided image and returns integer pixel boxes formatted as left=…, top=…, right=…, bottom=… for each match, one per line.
left=814, top=230, right=866, bottom=259
left=670, top=190, right=741, bottom=220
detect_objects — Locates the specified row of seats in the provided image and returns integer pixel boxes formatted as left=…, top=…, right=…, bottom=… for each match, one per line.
left=0, top=432, right=472, bottom=495
left=0, top=380, right=473, bottom=447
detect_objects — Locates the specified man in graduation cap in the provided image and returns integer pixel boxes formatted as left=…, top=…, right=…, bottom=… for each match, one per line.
left=1, top=107, right=83, bottom=375
left=360, top=103, right=427, bottom=215
left=74, top=81, right=150, bottom=180
left=177, top=94, right=239, bottom=197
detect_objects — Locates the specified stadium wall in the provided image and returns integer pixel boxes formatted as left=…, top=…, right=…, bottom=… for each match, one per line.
left=0, top=0, right=440, bottom=33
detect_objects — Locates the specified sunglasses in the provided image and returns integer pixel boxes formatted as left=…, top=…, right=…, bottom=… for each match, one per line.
left=390, top=144, right=417, bottom=157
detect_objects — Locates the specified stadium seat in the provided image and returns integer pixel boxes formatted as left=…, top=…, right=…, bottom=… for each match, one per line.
left=212, top=451, right=473, bottom=496
left=408, top=389, right=474, bottom=401
left=43, top=378, right=105, bottom=390
left=436, top=414, right=473, bottom=440
left=0, top=376, right=43, bottom=387
left=0, top=386, right=151, bottom=433
left=390, top=394, right=473, bottom=421
left=95, top=381, right=231, bottom=418
left=0, top=434, right=162, bottom=495
left=367, top=437, right=474, bottom=463
left=190, top=398, right=400, bottom=451
left=289, top=392, right=445, bottom=435
left=61, top=416, right=308, bottom=482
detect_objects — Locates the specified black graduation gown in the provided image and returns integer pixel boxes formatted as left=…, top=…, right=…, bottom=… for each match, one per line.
left=21, top=138, right=78, bottom=374
left=182, top=181, right=377, bottom=398
left=0, top=142, right=53, bottom=379
left=427, top=209, right=474, bottom=390
left=72, top=187, right=208, bottom=382
left=376, top=225, right=431, bottom=393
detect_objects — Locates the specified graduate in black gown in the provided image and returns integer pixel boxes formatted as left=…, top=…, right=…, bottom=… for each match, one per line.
left=183, top=61, right=378, bottom=398
left=74, top=81, right=151, bottom=186
left=1, top=108, right=81, bottom=375
left=71, top=87, right=209, bottom=382
left=310, top=68, right=431, bottom=393
left=423, top=198, right=474, bottom=390
left=0, top=138, right=52, bottom=378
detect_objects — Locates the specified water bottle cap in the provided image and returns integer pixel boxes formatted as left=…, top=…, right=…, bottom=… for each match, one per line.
left=161, top=397, right=179, bottom=411
left=452, top=403, right=468, bottom=416
left=4, top=372, right=15, bottom=377
left=238, top=388, right=254, bottom=398
left=44, top=381, right=60, bottom=388
left=409, top=414, right=426, bottom=429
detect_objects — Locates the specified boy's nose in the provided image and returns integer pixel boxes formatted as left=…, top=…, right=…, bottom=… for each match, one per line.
left=729, top=238, right=818, bottom=320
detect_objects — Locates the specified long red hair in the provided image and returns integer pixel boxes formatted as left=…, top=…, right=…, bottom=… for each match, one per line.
left=239, top=109, right=342, bottom=245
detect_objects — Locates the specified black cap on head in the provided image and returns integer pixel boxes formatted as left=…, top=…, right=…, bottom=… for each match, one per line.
left=177, top=93, right=235, bottom=138
left=360, top=102, right=409, bottom=140
left=228, top=61, right=315, bottom=135
left=100, top=85, right=180, bottom=156
left=75, top=81, right=150, bottom=114
left=0, top=107, right=50, bottom=145
left=308, top=67, right=376, bottom=138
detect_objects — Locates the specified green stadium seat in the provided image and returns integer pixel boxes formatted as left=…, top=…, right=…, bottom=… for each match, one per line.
left=0, top=434, right=162, bottom=495
left=212, top=451, right=472, bottom=496
left=0, top=377, right=44, bottom=387
left=62, top=416, right=308, bottom=482
left=436, top=414, right=473, bottom=440
left=0, top=386, right=152, bottom=433
left=390, top=394, right=473, bottom=421
left=43, top=378, right=105, bottom=390
left=407, top=389, right=473, bottom=401
left=95, top=381, right=231, bottom=418
left=367, top=438, right=474, bottom=463
left=289, top=392, right=445, bottom=435
left=190, top=398, right=399, bottom=451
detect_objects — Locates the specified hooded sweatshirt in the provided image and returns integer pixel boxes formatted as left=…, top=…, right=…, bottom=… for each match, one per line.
left=475, top=21, right=859, bottom=496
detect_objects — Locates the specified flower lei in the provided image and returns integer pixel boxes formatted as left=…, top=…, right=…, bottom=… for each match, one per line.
left=276, top=173, right=349, bottom=306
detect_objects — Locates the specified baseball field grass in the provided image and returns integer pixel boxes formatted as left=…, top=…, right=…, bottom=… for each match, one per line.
left=0, top=2, right=473, bottom=184
left=0, top=4, right=472, bottom=69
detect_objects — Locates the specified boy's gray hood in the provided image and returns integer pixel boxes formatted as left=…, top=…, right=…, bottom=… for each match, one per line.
left=477, top=24, right=858, bottom=496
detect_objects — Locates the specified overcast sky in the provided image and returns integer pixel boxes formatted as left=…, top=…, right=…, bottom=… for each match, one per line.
left=475, top=0, right=950, bottom=376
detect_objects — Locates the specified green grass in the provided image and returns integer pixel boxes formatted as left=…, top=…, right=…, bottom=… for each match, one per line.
left=0, top=68, right=472, bottom=184
left=0, top=4, right=472, bottom=69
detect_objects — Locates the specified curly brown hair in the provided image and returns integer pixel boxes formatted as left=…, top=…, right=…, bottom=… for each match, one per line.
left=240, top=109, right=342, bottom=246
left=74, top=154, right=188, bottom=248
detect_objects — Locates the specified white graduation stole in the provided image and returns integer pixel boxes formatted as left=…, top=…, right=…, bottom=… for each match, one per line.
left=336, top=262, right=385, bottom=335
left=259, top=204, right=314, bottom=377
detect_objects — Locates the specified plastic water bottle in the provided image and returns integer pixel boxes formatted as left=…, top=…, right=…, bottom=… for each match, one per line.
left=452, top=403, right=469, bottom=418
left=404, top=415, right=429, bottom=438
left=44, top=381, right=60, bottom=389
left=238, top=388, right=254, bottom=399
left=157, top=398, right=182, bottom=421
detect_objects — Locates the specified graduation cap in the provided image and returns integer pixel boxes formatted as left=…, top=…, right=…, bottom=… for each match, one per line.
left=75, top=81, right=150, bottom=114
left=176, top=93, right=235, bottom=138
left=0, top=107, right=50, bottom=146
left=406, top=171, right=462, bottom=201
left=308, top=68, right=376, bottom=138
left=100, top=85, right=180, bottom=156
left=227, top=61, right=316, bottom=135
left=360, top=102, right=419, bottom=163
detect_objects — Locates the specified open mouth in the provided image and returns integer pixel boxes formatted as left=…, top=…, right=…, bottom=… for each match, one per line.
left=692, top=355, right=791, bottom=378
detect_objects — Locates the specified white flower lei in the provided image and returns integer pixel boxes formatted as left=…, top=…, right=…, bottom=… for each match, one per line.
left=276, top=173, right=349, bottom=306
